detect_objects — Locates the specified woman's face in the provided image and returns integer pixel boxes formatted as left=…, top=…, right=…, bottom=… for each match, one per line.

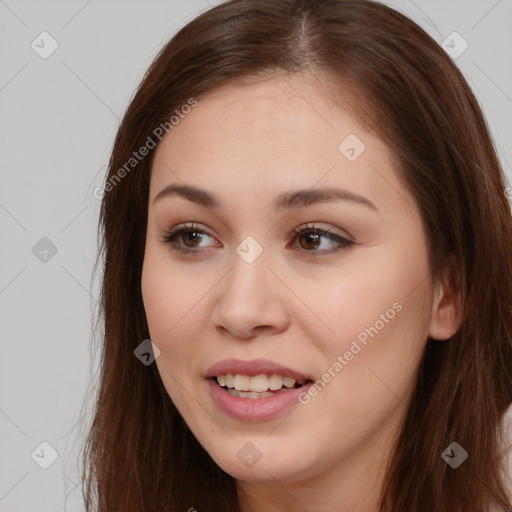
left=141, top=74, right=443, bottom=489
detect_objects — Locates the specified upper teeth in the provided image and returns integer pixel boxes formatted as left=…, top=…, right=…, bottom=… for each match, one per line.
left=217, top=374, right=303, bottom=392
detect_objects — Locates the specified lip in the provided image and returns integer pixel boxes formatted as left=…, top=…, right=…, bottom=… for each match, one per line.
left=204, top=358, right=314, bottom=382
left=206, top=378, right=314, bottom=422
left=205, top=358, right=315, bottom=422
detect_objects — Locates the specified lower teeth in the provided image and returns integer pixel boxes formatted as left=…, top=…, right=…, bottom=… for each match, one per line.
left=224, top=387, right=291, bottom=399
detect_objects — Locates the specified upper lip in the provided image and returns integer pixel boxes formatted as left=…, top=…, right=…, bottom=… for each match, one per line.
left=204, top=358, right=314, bottom=382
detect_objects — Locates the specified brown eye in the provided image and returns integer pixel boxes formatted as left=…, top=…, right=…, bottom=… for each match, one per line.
left=161, top=224, right=219, bottom=254
left=181, top=230, right=205, bottom=248
left=291, top=225, right=354, bottom=254
left=297, top=231, right=322, bottom=250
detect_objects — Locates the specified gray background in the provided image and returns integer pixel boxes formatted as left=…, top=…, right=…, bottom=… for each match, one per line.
left=1, top=1, right=511, bottom=510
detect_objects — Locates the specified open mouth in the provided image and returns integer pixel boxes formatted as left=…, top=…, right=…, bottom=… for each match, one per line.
left=211, top=374, right=313, bottom=399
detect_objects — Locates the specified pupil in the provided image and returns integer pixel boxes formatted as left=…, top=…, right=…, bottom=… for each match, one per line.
left=301, top=232, right=319, bottom=249
left=184, top=231, right=201, bottom=247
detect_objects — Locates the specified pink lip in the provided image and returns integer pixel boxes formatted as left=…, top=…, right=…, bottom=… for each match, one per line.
left=204, top=358, right=315, bottom=422
left=204, top=358, right=313, bottom=382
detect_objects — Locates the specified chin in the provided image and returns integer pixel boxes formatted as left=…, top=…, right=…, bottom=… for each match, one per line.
left=202, top=436, right=312, bottom=483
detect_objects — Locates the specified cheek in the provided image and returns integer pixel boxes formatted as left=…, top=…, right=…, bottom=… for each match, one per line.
left=308, top=243, right=432, bottom=394
left=303, top=250, right=430, bottom=353
left=141, top=250, right=216, bottom=402
left=141, top=261, right=197, bottom=418
left=141, top=247, right=207, bottom=342
left=141, top=253, right=195, bottom=373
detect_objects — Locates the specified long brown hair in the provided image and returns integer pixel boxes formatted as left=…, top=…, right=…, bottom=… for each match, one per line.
left=81, top=0, right=512, bottom=510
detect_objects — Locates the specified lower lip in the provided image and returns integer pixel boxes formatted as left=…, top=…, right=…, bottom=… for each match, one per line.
left=206, top=379, right=313, bottom=422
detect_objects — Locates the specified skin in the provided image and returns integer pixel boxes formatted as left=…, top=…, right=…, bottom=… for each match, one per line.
left=141, top=73, right=459, bottom=512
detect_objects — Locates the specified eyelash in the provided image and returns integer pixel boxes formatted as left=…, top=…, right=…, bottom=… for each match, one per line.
left=161, top=222, right=354, bottom=256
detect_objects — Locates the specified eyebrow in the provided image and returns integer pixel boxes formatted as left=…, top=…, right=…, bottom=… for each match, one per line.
left=153, top=183, right=378, bottom=213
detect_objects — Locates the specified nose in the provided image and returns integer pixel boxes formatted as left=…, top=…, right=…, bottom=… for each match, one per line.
left=211, top=249, right=290, bottom=340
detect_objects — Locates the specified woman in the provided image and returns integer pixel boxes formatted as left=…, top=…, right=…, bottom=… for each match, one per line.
left=82, top=0, right=512, bottom=510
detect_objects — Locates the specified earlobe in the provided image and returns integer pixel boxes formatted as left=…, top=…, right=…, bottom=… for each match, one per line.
left=428, top=266, right=463, bottom=341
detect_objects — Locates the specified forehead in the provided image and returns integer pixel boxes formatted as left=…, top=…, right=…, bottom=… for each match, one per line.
left=149, top=74, right=405, bottom=216
left=159, top=75, right=367, bottom=147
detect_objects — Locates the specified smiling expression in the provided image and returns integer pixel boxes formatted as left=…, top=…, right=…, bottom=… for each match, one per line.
left=141, top=73, right=444, bottom=487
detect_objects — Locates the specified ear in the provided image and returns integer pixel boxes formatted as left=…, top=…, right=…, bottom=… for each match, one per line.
left=428, top=261, right=463, bottom=340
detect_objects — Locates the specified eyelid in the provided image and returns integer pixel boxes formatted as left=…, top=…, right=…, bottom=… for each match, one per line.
left=292, top=222, right=353, bottom=241
left=161, top=222, right=218, bottom=245
left=161, top=221, right=355, bottom=255
left=289, top=223, right=354, bottom=253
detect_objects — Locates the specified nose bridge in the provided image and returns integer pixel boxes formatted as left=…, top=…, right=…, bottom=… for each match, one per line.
left=212, top=239, right=289, bottom=338
left=224, top=240, right=271, bottom=306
